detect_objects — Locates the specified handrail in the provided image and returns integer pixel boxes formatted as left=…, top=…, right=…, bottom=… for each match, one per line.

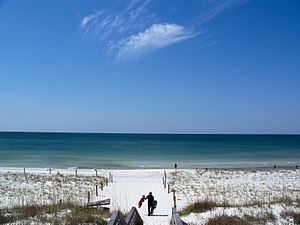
left=87, top=198, right=110, bottom=207
left=126, top=207, right=143, bottom=225
left=108, top=211, right=127, bottom=225
left=108, top=207, right=143, bottom=225
left=171, top=207, right=187, bottom=225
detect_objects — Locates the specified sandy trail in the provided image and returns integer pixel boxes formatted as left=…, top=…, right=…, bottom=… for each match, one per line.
left=99, top=170, right=173, bottom=225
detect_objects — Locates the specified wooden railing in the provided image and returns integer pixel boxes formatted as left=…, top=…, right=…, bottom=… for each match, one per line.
left=87, top=198, right=110, bottom=207
left=108, top=206, right=187, bottom=225
left=126, top=207, right=143, bottom=225
left=171, top=207, right=187, bottom=225
left=108, top=207, right=143, bottom=225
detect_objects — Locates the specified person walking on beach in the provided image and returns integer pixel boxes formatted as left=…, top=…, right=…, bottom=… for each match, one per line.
left=145, top=192, right=155, bottom=216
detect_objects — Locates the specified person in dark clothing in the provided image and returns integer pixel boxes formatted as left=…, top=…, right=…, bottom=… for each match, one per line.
left=145, top=192, right=154, bottom=216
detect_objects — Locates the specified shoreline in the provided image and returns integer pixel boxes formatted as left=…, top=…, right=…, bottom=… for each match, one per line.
left=0, top=163, right=299, bottom=174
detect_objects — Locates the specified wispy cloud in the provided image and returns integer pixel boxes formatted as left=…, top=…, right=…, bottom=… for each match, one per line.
left=195, top=0, right=248, bottom=25
left=80, top=0, right=246, bottom=61
left=80, top=0, right=155, bottom=42
left=111, top=23, right=196, bottom=61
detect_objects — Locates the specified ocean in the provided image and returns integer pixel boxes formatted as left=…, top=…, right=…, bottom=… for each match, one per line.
left=0, top=132, right=299, bottom=169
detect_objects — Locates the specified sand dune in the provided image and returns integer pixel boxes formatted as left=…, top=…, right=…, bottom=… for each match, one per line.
left=1, top=167, right=300, bottom=224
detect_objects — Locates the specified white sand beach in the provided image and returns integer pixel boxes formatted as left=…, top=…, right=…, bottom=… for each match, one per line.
left=1, top=167, right=300, bottom=224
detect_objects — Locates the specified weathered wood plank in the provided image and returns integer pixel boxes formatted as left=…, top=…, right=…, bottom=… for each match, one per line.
left=87, top=198, right=110, bottom=207
left=171, top=207, right=187, bottom=225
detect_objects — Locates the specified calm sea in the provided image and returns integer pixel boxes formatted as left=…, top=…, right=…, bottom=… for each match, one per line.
left=0, top=132, right=299, bottom=169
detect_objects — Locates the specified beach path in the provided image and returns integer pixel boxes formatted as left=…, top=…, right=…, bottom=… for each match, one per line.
left=99, top=170, right=173, bottom=225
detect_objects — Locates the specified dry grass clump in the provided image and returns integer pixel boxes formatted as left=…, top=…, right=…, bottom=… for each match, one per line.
left=0, top=202, right=110, bottom=225
left=179, top=200, right=278, bottom=224
left=179, top=200, right=219, bottom=215
left=205, top=215, right=249, bottom=225
left=281, top=211, right=300, bottom=225
left=0, top=210, right=10, bottom=224
left=293, top=213, right=300, bottom=224
left=205, top=212, right=276, bottom=225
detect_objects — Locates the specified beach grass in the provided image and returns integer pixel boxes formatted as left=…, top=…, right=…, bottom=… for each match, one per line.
left=0, top=172, right=107, bottom=208
left=281, top=211, right=300, bottom=224
left=204, top=212, right=276, bottom=225
left=0, top=202, right=111, bottom=225
left=179, top=200, right=220, bottom=215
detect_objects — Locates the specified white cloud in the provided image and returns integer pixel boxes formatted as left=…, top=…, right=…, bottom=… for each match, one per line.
left=80, top=0, right=246, bottom=61
left=80, top=0, right=155, bottom=43
left=80, top=11, right=102, bottom=29
left=195, top=0, right=248, bottom=24
left=112, top=23, right=196, bottom=61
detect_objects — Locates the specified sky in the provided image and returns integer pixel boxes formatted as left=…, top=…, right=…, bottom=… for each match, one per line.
left=0, top=0, right=300, bottom=134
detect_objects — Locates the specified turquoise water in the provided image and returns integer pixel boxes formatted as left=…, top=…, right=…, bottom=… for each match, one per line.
left=0, top=132, right=299, bottom=169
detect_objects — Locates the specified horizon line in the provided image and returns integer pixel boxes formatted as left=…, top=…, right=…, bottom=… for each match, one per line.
left=0, top=130, right=299, bottom=135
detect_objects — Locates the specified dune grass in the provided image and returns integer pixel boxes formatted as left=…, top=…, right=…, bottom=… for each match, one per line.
left=0, top=202, right=110, bottom=225
left=179, top=199, right=219, bottom=215
left=281, top=211, right=300, bottom=225
left=205, top=213, right=275, bottom=225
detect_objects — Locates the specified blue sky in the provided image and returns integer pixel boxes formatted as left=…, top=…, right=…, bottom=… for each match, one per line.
left=0, top=0, right=299, bottom=134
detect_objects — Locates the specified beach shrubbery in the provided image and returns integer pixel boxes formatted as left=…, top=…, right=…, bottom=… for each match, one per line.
left=179, top=200, right=218, bottom=215
left=205, top=212, right=276, bottom=225
left=0, top=202, right=110, bottom=225
left=205, top=215, right=249, bottom=225
left=281, top=211, right=300, bottom=225
left=0, top=210, right=10, bottom=224
left=293, top=212, right=300, bottom=224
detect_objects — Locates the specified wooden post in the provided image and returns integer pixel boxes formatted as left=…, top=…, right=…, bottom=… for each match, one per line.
left=95, top=169, right=98, bottom=177
left=23, top=167, right=27, bottom=179
left=172, top=190, right=176, bottom=208
left=88, top=191, right=90, bottom=203
left=49, top=168, right=52, bottom=175
left=96, top=185, right=98, bottom=196
left=109, top=172, right=113, bottom=182
left=100, top=182, right=104, bottom=191
left=75, top=169, right=78, bottom=177
left=105, top=178, right=108, bottom=186
left=168, top=183, right=170, bottom=193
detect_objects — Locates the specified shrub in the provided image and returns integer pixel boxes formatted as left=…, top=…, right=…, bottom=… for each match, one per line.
left=282, top=211, right=300, bottom=225
left=179, top=200, right=218, bottom=215
left=205, top=215, right=250, bottom=225
left=22, top=205, right=39, bottom=218
left=293, top=212, right=300, bottom=224
left=0, top=210, right=10, bottom=224
left=206, top=212, right=276, bottom=225
left=1, top=202, right=110, bottom=224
